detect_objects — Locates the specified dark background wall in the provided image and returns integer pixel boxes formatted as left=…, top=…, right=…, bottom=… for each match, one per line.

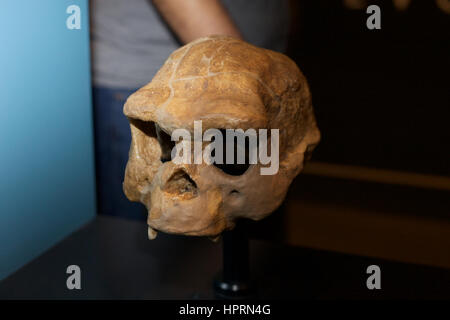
left=290, top=0, right=449, bottom=176
left=250, top=0, right=450, bottom=268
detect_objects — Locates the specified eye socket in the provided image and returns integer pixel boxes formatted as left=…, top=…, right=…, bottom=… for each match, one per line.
left=214, top=162, right=250, bottom=176
left=212, top=129, right=254, bottom=176
left=129, top=118, right=157, bottom=138
left=155, top=124, right=175, bottom=163
left=129, top=119, right=175, bottom=163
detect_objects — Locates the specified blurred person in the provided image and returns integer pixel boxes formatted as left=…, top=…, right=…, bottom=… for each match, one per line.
left=90, top=0, right=291, bottom=219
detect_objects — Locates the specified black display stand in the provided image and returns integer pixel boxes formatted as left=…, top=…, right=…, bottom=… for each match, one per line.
left=213, top=225, right=256, bottom=299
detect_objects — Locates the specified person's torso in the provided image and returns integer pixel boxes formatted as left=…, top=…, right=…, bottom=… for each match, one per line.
left=90, top=0, right=291, bottom=89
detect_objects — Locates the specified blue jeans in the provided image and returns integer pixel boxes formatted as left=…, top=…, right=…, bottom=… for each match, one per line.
left=92, top=86, right=146, bottom=220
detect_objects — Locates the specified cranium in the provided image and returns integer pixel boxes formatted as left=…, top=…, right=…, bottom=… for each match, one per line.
left=123, top=36, right=320, bottom=238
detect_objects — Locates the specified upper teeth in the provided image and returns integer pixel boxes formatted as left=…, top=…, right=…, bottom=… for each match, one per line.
left=148, top=226, right=158, bottom=240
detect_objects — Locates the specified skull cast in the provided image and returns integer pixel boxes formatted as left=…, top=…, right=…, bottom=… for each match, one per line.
left=123, top=36, right=320, bottom=239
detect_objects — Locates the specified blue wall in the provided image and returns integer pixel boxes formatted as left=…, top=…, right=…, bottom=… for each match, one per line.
left=0, top=0, right=96, bottom=280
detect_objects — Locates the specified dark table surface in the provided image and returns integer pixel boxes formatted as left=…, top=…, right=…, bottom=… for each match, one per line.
left=0, top=216, right=449, bottom=299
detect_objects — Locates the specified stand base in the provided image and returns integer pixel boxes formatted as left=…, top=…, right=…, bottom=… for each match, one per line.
left=213, top=277, right=256, bottom=300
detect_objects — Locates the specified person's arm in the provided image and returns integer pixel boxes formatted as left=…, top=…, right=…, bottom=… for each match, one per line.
left=152, top=0, right=242, bottom=43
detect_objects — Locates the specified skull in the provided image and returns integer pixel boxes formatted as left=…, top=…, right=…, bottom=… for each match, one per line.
left=123, top=36, right=320, bottom=238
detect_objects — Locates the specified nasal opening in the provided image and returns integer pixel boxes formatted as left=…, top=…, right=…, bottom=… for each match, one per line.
left=163, top=169, right=198, bottom=199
